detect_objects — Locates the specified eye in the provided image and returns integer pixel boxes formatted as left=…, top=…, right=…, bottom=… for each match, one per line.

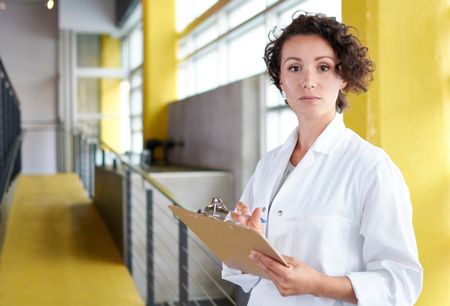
left=318, top=64, right=330, bottom=72
left=288, top=65, right=302, bottom=72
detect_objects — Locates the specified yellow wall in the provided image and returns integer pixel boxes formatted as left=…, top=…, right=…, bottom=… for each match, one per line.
left=100, top=36, right=122, bottom=152
left=343, top=1, right=450, bottom=305
left=142, top=0, right=177, bottom=142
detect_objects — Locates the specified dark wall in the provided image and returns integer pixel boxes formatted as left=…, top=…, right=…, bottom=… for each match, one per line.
left=94, top=166, right=124, bottom=256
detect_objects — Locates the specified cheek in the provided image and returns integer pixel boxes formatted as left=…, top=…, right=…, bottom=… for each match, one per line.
left=280, top=75, right=296, bottom=92
left=325, top=78, right=345, bottom=93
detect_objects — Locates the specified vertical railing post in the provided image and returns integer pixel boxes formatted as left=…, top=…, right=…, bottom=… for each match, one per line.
left=146, top=189, right=154, bottom=306
left=74, top=134, right=80, bottom=177
left=88, top=143, right=96, bottom=198
left=179, top=220, right=188, bottom=306
left=125, top=170, right=133, bottom=273
left=101, top=148, right=106, bottom=167
left=80, top=137, right=85, bottom=188
left=84, top=139, right=89, bottom=189
left=0, top=72, right=4, bottom=182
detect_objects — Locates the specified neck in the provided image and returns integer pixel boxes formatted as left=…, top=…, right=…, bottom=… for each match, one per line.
left=290, top=112, right=336, bottom=165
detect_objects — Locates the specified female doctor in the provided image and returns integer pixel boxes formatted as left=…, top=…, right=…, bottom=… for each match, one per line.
left=222, top=12, right=423, bottom=306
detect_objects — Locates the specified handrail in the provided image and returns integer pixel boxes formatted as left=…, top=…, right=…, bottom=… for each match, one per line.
left=0, top=56, right=22, bottom=206
left=76, top=131, right=183, bottom=207
left=0, top=133, right=22, bottom=204
left=73, top=130, right=235, bottom=305
left=0, top=58, right=19, bottom=101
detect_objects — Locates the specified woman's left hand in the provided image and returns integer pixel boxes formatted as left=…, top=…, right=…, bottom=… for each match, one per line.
left=249, top=250, right=322, bottom=297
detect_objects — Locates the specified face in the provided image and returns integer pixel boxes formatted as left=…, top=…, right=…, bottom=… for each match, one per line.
left=279, top=34, right=347, bottom=121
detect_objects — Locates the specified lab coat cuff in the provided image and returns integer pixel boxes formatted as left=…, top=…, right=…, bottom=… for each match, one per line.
left=222, top=264, right=260, bottom=293
left=346, top=272, right=390, bottom=306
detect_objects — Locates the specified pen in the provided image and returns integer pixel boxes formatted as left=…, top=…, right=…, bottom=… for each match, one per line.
left=260, top=206, right=267, bottom=223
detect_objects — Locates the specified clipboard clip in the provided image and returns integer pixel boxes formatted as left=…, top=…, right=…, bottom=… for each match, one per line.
left=198, top=197, right=230, bottom=221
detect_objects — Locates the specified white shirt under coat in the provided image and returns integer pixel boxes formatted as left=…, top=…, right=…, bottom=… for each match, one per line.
left=222, top=114, right=423, bottom=306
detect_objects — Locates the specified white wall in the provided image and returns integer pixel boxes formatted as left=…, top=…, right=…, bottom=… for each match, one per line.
left=0, top=2, right=59, bottom=174
left=59, top=0, right=117, bottom=33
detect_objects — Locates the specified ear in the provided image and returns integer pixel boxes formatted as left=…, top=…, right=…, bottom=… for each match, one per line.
left=340, top=80, right=348, bottom=90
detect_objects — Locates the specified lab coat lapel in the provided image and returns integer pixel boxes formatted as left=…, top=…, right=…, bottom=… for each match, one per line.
left=262, top=128, right=298, bottom=205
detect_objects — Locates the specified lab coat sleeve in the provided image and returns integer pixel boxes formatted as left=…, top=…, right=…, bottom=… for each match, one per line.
left=221, top=173, right=260, bottom=292
left=221, top=263, right=260, bottom=293
left=346, top=157, right=423, bottom=306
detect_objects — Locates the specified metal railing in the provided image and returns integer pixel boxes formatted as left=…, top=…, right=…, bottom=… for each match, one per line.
left=73, top=131, right=236, bottom=306
left=0, top=57, right=22, bottom=212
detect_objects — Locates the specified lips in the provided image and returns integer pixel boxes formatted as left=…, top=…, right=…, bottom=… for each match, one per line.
left=299, top=96, right=321, bottom=101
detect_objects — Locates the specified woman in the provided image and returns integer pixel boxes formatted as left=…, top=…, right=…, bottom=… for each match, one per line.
left=222, top=12, right=423, bottom=306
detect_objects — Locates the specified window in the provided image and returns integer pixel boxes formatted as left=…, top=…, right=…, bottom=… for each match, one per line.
left=176, top=0, right=219, bottom=32
left=176, top=0, right=342, bottom=152
left=75, top=34, right=126, bottom=141
left=194, top=48, right=219, bottom=93
left=123, top=23, right=144, bottom=155
left=227, top=22, right=266, bottom=82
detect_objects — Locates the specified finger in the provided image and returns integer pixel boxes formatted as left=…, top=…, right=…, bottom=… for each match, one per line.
left=248, top=207, right=262, bottom=228
left=231, top=212, right=249, bottom=225
left=236, top=201, right=250, bottom=215
left=251, top=253, right=286, bottom=286
left=230, top=211, right=239, bottom=221
left=250, top=251, right=288, bottom=279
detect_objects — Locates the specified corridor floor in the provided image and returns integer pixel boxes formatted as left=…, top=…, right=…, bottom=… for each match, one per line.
left=0, top=174, right=144, bottom=306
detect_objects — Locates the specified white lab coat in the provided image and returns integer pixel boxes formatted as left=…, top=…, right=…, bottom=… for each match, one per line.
left=222, top=114, right=423, bottom=306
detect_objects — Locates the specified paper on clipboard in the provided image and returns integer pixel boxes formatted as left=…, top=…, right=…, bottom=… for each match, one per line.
left=168, top=205, right=289, bottom=279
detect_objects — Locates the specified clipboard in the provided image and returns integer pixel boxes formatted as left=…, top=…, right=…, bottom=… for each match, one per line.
left=169, top=205, right=289, bottom=279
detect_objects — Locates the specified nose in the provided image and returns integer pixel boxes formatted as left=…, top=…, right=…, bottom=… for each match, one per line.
left=301, top=69, right=317, bottom=89
left=303, top=80, right=316, bottom=89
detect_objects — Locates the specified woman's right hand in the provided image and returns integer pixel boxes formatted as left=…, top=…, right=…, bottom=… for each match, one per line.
left=230, top=201, right=264, bottom=236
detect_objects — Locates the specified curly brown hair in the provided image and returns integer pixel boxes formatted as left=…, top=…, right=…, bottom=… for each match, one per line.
left=264, top=12, right=374, bottom=112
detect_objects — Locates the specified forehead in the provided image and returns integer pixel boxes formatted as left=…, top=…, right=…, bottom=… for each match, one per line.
left=281, top=34, right=336, bottom=60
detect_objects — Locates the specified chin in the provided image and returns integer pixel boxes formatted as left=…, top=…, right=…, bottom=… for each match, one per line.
left=296, top=108, right=336, bottom=120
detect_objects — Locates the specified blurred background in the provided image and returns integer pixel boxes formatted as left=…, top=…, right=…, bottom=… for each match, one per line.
left=0, top=0, right=448, bottom=305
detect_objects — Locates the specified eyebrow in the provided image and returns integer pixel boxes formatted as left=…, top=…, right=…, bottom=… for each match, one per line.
left=283, top=56, right=336, bottom=64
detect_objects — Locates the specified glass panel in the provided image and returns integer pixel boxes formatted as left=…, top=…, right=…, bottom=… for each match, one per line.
left=279, top=107, right=298, bottom=140
left=265, top=108, right=297, bottom=151
left=176, top=0, right=189, bottom=32
left=130, top=70, right=143, bottom=89
left=185, top=60, right=196, bottom=97
left=265, top=82, right=285, bottom=107
left=131, top=131, right=143, bottom=153
left=178, top=62, right=188, bottom=98
left=130, top=89, right=143, bottom=115
left=129, top=25, right=143, bottom=70
left=228, top=24, right=266, bottom=82
left=228, top=0, right=266, bottom=29
left=77, top=34, right=100, bottom=67
left=119, top=84, right=131, bottom=153
left=193, top=0, right=218, bottom=18
left=77, top=78, right=100, bottom=113
left=178, top=39, right=189, bottom=59
left=131, top=116, right=143, bottom=131
left=278, top=0, right=342, bottom=27
left=266, top=110, right=280, bottom=152
left=176, top=0, right=218, bottom=32
left=194, top=22, right=219, bottom=49
left=194, top=49, right=219, bottom=93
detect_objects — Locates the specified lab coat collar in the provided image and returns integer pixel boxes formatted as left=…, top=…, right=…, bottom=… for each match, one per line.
left=308, top=113, right=346, bottom=155
left=276, top=113, right=346, bottom=158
